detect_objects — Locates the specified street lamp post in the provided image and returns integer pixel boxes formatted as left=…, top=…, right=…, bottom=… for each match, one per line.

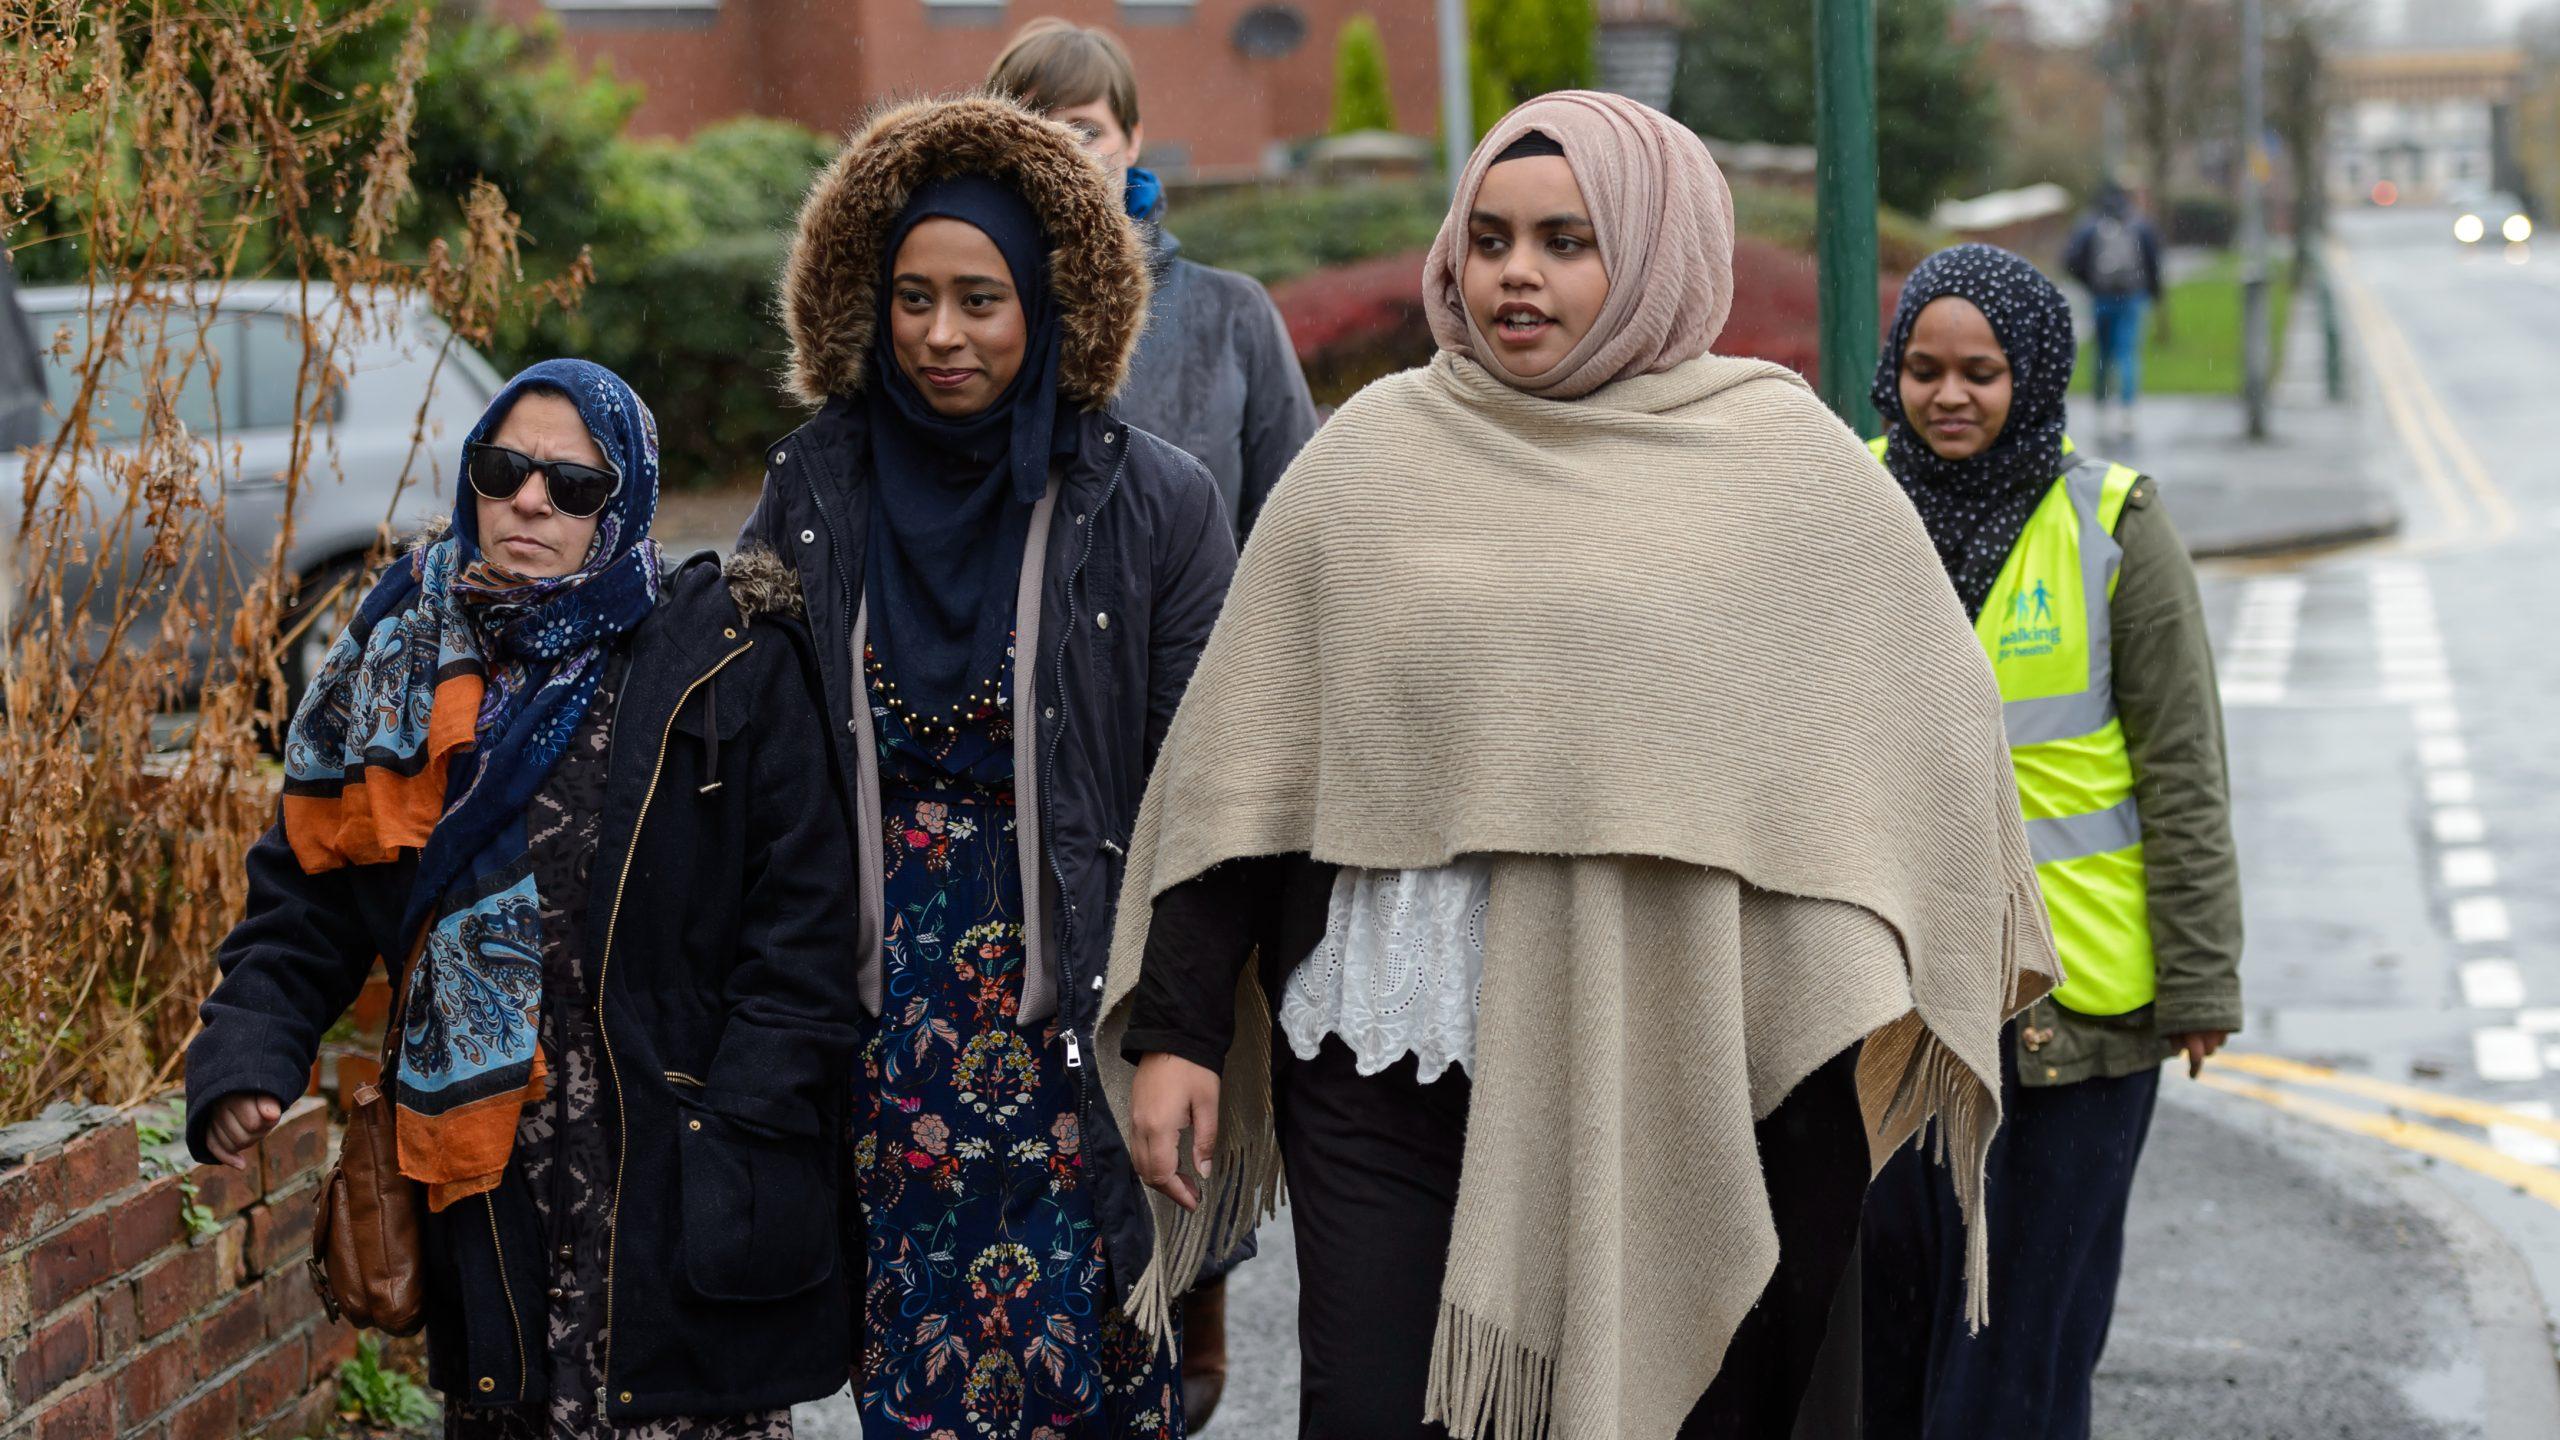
left=1438, top=0, right=1473, bottom=197
left=2240, top=0, right=2273, bottom=439
left=1815, top=0, right=1880, bottom=433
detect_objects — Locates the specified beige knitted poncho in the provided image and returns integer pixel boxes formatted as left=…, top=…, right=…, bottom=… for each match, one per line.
left=1096, top=349, right=2058, bottom=1440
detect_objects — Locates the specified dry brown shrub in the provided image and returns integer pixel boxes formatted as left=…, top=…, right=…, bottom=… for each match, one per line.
left=0, top=0, right=583, bottom=1122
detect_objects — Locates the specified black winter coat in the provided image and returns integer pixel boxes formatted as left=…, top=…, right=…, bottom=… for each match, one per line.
left=184, top=554, right=861, bottom=1421
left=738, top=399, right=1236, bottom=1299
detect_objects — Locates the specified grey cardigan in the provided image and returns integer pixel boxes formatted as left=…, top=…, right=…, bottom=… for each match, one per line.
left=1112, top=222, right=1318, bottom=543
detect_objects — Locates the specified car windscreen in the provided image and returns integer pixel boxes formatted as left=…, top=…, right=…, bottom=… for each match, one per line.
left=0, top=264, right=44, bottom=451
left=31, top=306, right=314, bottom=442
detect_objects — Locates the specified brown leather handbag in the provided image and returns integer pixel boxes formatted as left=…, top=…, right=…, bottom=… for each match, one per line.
left=308, top=962, right=426, bottom=1335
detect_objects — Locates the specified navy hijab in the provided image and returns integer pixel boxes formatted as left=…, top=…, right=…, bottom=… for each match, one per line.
left=865, top=175, right=1078, bottom=730
left=1869, top=243, right=2078, bottom=619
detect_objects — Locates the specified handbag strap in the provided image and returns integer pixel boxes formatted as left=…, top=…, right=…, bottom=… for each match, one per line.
left=373, top=936, right=424, bottom=1109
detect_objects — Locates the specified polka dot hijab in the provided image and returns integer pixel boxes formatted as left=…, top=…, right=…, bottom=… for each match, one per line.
left=1869, top=243, right=2078, bottom=618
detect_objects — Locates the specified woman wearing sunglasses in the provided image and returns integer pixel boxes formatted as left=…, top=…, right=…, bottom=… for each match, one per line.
left=185, top=359, right=861, bottom=1437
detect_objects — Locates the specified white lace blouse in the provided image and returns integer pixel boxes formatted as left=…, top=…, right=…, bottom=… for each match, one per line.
left=1276, top=861, right=1489, bottom=1084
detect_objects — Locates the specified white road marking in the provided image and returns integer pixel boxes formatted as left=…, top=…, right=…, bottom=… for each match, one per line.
left=2475, top=1027, right=2545, bottom=1082
left=2223, top=578, right=2306, bottom=705
left=2420, top=735, right=2471, bottom=769
left=2490, top=1102, right=2560, bottom=1166
left=2414, top=703, right=2463, bottom=733
left=2461, top=958, right=2528, bottom=1009
left=2432, top=808, right=2488, bottom=844
left=2425, top=771, right=2477, bottom=805
left=2454, top=895, right=2513, bottom=943
left=2443, top=849, right=2499, bottom=889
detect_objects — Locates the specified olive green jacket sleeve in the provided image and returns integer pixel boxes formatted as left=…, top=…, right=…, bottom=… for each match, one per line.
left=2020, top=477, right=2245, bottom=1085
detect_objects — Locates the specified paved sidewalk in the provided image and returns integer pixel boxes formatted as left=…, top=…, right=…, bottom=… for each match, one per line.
left=2076, top=289, right=2401, bottom=559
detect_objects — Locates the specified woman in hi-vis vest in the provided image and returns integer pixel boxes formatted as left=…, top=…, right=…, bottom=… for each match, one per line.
left=1859, top=244, right=2245, bottom=1440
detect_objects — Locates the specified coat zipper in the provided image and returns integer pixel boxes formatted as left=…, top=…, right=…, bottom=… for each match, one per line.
left=799, top=457, right=860, bottom=682
left=483, top=1194, right=527, bottom=1400
left=1041, top=445, right=1131, bottom=1092
left=592, top=639, right=755, bottom=1419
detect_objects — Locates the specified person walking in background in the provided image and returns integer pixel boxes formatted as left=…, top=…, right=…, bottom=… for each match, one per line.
left=740, top=94, right=1234, bottom=1437
left=1861, top=243, right=2245, bottom=1440
left=1101, top=94, right=2059, bottom=1440
left=989, top=18, right=1318, bottom=548
left=2064, top=181, right=2164, bottom=446
left=987, top=23, right=1319, bottom=1423
left=186, top=360, right=859, bottom=1437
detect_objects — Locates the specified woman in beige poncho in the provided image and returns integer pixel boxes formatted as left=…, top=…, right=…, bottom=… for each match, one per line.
left=1096, top=92, right=2059, bottom=1440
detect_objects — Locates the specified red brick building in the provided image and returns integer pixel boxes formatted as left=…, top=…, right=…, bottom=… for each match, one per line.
left=494, top=0, right=1446, bottom=179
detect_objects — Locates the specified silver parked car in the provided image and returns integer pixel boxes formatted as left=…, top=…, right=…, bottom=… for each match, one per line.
left=0, top=281, right=503, bottom=698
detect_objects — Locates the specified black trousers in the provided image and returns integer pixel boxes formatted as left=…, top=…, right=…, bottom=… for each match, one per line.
left=1859, top=1040, right=2162, bottom=1440
left=1279, top=1033, right=1871, bottom=1440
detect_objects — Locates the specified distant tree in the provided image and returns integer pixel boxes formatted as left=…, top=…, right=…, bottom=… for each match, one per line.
left=1671, top=0, right=2001, bottom=216
left=1470, top=0, right=1597, bottom=135
left=2114, top=0, right=2241, bottom=338
left=2270, top=0, right=2351, bottom=276
left=1331, top=16, right=1398, bottom=134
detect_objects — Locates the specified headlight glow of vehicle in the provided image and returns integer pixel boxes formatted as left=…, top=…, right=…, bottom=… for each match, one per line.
left=2455, top=213, right=2487, bottom=243
left=2505, top=213, right=2534, bottom=243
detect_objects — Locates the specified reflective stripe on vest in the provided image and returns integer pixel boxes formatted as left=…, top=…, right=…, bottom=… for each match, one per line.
left=1872, top=437, right=2158, bottom=1015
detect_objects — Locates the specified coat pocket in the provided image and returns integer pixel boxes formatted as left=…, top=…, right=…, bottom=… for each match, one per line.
left=675, top=1102, right=837, bottom=1303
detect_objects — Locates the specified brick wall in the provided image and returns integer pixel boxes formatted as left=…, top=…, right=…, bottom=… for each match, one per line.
left=0, top=1098, right=357, bottom=1440
left=492, top=0, right=1446, bottom=178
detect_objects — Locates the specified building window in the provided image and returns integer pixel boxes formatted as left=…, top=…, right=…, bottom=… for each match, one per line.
left=924, top=0, right=1005, bottom=28
left=548, top=0, right=721, bottom=29
left=1119, top=0, right=1195, bottom=25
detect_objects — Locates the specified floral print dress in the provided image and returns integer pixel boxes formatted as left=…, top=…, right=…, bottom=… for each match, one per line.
left=853, top=641, right=1180, bottom=1440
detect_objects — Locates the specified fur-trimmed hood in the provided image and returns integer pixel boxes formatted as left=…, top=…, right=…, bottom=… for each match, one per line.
left=722, top=545, right=805, bottom=621
left=780, top=94, right=1152, bottom=409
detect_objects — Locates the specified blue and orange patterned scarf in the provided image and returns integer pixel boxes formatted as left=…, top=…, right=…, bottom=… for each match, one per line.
left=280, top=358, right=664, bottom=1210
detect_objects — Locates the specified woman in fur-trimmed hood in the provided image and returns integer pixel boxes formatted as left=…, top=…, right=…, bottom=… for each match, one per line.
left=738, top=94, right=1232, bottom=1436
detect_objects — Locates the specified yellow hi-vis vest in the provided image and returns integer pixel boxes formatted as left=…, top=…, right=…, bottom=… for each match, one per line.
left=1872, top=436, right=2156, bottom=1015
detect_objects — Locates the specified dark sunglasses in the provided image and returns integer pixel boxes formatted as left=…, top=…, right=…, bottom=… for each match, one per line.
left=465, top=441, right=622, bottom=520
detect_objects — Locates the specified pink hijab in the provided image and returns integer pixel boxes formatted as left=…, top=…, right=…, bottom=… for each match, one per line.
left=1423, top=91, right=1736, bottom=401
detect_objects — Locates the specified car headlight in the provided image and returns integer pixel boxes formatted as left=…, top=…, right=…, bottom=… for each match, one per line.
left=2456, top=213, right=2487, bottom=243
left=2505, top=213, right=2534, bottom=244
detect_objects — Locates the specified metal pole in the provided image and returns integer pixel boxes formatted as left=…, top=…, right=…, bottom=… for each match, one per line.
left=2240, top=0, right=2272, bottom=439
left=1815, top=0, right=1880, bottom=433
left=1438, top=0, right=1474, bottom=197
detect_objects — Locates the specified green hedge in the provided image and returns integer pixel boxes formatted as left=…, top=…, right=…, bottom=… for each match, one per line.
left=1173, top=180, right=1449, bottom=287
left=499, top=118, right=833, bottom=488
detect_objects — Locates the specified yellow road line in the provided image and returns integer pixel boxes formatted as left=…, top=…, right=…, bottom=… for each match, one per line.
left=2327, top=243, right=2522, bottom=547
left=2327, top=245, right=2477, bottom=541
left=2201, top=1072, right=2560, bottom=1207
left=2216, top=1050, right=2560, bottom=1146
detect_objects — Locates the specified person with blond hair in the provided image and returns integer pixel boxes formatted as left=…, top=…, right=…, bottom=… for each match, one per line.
left=990, top=17, right=1317, bottom=548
